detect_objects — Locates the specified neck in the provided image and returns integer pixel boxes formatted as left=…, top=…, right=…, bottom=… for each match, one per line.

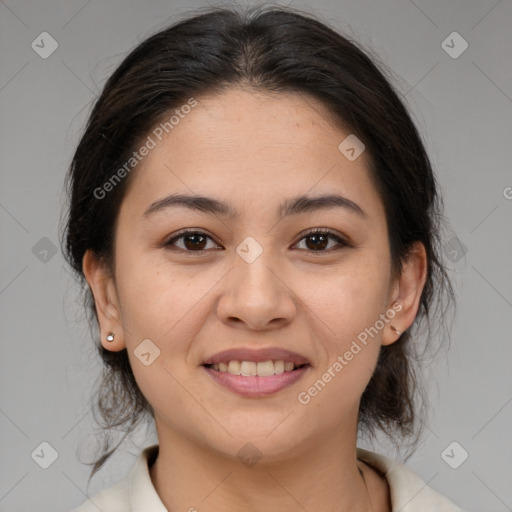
left=149, top=422, right=383, bottom=512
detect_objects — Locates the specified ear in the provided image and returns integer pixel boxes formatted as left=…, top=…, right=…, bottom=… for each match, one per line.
left=382, top=241, right=428, bottom=346
left=82, top=249, right=127, bottom=352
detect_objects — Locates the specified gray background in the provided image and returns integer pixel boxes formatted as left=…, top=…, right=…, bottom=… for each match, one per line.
left=1, top=0, right=511, bottom=510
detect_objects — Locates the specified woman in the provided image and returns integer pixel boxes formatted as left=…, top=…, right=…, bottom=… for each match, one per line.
left=63, top=6, right=462, bottom=511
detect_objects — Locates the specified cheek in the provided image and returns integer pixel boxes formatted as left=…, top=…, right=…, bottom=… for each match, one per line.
left=296, top=297, right=383, bottom=423
left=303, top=254, right=391, bottom=338
left=297, top=255, right=389, bottom=398
left=114, top=248, right=203, bottom=338
left=115, top=260, right=202, bottom=419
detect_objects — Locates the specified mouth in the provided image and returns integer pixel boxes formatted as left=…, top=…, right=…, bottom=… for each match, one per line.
left=202, top=347, right=311, bottom=397
left=203, top=360, right=308, bottom=376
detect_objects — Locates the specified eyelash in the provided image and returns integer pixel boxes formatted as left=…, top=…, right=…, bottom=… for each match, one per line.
left=163, top=228, right=350, bottom=255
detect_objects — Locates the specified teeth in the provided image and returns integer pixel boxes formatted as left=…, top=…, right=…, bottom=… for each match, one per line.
left=274, top=360, right=284, bottom=375
left=211, top=360, right=301, bottom=376
left=257, top=360, right=275, bottom=377
left=240, top=361, right=257, bottom=376
left=227, top=360, right=241, bottom=375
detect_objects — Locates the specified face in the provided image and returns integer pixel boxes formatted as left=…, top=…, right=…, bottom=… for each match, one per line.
left=86, top=87, right=424, bottom=462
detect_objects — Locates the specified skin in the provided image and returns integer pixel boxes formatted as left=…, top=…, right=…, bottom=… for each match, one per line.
left=83, top=87, right=427, bottom=512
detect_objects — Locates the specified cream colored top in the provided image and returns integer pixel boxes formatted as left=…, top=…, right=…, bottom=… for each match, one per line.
left=73, top=444, right=463, bottom=511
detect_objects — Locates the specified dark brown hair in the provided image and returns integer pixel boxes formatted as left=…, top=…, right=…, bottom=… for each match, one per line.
left=61, top=5, right=454, bottom=484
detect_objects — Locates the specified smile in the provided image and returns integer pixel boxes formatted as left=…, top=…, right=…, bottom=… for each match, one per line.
left=202, top=351, right=310, bottom=396
left=205, top=360, right=305, bottom=376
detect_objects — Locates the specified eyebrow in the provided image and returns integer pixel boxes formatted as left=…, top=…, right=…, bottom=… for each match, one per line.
left=143, top=192, right=366, bottom=219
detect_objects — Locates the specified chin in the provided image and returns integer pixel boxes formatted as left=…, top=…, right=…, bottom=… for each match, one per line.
left=216, top=424, right=308, bottom=462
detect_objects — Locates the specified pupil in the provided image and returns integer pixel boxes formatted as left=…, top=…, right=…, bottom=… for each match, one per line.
left=185, top=234, right=206, bottom=250
left=307, top=234, right=327, bottom=251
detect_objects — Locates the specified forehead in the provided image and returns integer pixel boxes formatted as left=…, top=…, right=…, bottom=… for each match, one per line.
left=120, top=88, right=385, bottom=224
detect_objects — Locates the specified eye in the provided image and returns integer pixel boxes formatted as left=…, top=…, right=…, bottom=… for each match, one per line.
left=164, top=228, right=349, bottom=255
left=294, top=228, right=349, bottom=253
left=164, top=229, right=221, bottom=254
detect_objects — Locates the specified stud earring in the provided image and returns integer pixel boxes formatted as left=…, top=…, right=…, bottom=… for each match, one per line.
left=106, top=332, right=115, bottom=342
left=391, top=326, right=401, bottom=336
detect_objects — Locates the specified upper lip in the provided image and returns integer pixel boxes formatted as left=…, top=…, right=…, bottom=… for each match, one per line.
left=203, top=347, right=310, bottom=366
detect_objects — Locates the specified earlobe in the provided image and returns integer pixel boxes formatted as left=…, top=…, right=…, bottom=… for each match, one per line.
left=382, top=241, right=428, bottom=346
left=82, top=249, right=127, bottom=352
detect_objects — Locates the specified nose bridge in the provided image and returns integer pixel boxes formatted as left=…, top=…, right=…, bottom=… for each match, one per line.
left=233, top=235, right=282, bottom=300
left=217, top=234, right=296, bottom=328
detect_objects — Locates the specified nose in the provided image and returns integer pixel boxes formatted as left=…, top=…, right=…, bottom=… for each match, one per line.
left=216, top=249, right=297, bottom=331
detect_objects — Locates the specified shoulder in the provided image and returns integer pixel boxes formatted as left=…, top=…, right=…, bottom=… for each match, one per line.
left=356, top=447, right=464, bottom=512
left=70, top=444, right=165, bottom=512
left=71, top=479, right=129, bottom=512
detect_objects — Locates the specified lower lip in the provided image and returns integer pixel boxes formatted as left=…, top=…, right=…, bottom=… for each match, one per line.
left=203, top=365, right=309, bottom=397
